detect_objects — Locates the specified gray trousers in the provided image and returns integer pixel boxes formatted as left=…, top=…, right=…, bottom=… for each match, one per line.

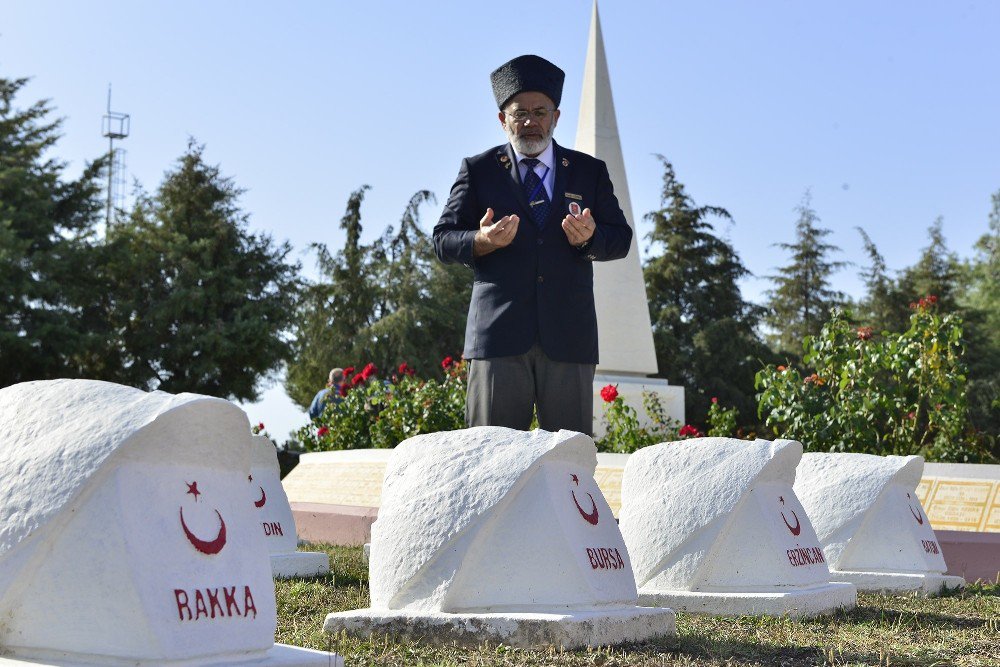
left=466, top=343, right=596, bottom=435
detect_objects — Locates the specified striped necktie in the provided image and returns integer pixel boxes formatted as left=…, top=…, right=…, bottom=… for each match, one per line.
left=521, top=158, right=550, bottom=227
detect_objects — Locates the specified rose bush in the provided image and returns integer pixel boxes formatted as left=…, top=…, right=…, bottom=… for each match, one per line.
left=298, top=357, right=467, bottom=451
left=756, top=299, right=993, bottom=462
left=597, top=385, right=679, bottom=453
left=706, top=397, right=739, bottom=437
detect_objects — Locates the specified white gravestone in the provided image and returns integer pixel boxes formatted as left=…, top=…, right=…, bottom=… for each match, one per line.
left=324, top=427, right=675, bottom=648
left=618, top=438, right=856, bottom=618
left=0, top=379, right=339, bottom=667
left=249, top=435, right=329, bottom=579
left=794, top=453, right=965, bottom=594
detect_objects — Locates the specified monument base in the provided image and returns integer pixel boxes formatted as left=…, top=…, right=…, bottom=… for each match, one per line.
left=831, top=570, right=965, bottom=595
left=0, top=644, right=341, bottom=666
left=324, top=606, right=676, bottom=649
left=271, top=551, right=331, bottom=579
left=592, top=375, right=684, bottom=438
left=638, top=582, right=856, bottom=619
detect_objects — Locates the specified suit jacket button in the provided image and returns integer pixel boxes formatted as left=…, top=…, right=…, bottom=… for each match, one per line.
left=537, top=275, right=544, bottom=283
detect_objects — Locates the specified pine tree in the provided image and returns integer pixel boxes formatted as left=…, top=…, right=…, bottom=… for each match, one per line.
left=366, top=190, right=469, bottom=377
left=0, top=75, right=106, bottom=386
left=285, top=186, right=378, bottom=407
left=765, top=192, right=846, bottom=356
left=957, top=192, right=1000, bottom=439
left=103, top=140, right=299, bottom=401
left=643, top=156, right=772, bottom=425
left=854, top=227, right=910, bottom=332
left=285, top=188, right=471, bottom=408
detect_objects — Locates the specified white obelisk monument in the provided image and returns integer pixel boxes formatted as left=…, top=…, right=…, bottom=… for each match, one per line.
left=575, top=0, right=685, bottom=433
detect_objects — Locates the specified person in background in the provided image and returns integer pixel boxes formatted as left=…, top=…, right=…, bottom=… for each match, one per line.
left=308, top=367, right=344, bottom=420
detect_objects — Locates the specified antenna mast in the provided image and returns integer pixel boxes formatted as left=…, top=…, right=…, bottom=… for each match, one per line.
left=101, top=85, right=130, bottom=227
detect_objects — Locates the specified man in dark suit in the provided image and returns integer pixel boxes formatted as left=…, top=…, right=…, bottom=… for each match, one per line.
left=433, top=54, right=632, bottom=435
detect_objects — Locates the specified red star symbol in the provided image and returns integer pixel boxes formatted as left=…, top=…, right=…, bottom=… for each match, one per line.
left=186, top=481, right=201, bottom=501
left=570, top=474, right=579, bottom=486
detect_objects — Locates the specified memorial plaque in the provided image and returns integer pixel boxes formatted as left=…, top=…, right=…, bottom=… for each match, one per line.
left=926, top=480, right=992, bottom=529
left=594, top=465, right=624, bottom=515
left=916, top=478, right=935, bottom=505
left=283, top=458, right=387, bottom=507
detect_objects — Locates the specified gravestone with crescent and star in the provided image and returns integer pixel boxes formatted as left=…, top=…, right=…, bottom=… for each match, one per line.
left=0, top=379, right=339, bottom=666
left=248, top=434, right=329, bottom=579
left=794, top=453, right=965, bottom=594
left=323, top=427, right=675, bottom=648
left=618, top=437, right=856, bottom=618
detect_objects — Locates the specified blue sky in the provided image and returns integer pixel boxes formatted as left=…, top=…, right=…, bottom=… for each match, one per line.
left=3, top=1, right=998, bottom=440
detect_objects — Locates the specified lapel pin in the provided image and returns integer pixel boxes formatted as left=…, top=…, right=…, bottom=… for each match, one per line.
left=562, top=157, right=570, bottom=167
left=568, top=201, right=582, bottom=216
left=565, top=192, right=583, bottom=200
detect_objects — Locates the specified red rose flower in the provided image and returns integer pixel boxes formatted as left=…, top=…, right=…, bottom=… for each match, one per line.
left=258, top=422, right=265, bottom=431
left=441, top=356, right=454, bottom=369
left=711, top=397, right=718, bottom=404
left=317, top=426, right=330, bottom=437
left=397, top=362, right=415, bottom=377
left=361, top=362, right=377, bottom=379
left=600, top=384, right=618, bottom=403
left=678, top=424, right=702, bottom=437
left=339, top=384, right=349, bottom=397
left=352, top=373, right=365, bottom=386
left=342, top=366, right=355, bottom=377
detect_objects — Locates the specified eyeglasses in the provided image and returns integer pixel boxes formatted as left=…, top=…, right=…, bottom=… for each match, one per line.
left=504, top=107, right=555, bottom=123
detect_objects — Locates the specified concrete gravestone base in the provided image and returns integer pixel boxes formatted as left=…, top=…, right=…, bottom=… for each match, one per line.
left=325, top=607, right=673, bottom=649
left=0, top=380, right=340, bottom=667
left=0, top=645, right=336, bottom=667
left=324, top=427, right=675, bottom=648
left=248, top=435, right=330, bottom=579
left=619, top=438, right=856, bottom=619
left=638, top=584, right=857, bottom=620
left=795, top=453, right=965, bottom=595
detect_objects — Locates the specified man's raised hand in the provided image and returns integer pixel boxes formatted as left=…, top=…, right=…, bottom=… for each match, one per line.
left=562, top=207, right=596, bottom=247
left=473, top=207, right=520, bottom=257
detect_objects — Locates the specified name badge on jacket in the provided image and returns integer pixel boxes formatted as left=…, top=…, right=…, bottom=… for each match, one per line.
left=565, top=192, right=584, bottom=217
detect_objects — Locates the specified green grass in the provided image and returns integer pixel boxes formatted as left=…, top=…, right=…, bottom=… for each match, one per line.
left=276, top=545, right=999, bottom=666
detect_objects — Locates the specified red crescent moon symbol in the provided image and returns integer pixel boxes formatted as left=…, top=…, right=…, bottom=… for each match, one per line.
left=572, top=490, right=599, bottom=525
left=179, top=507, right=227, bottom=555
left=909, top=504, right=924, bottom=525
left=254, top=486, right=267, bottom=508
left=781, top=509, right=802, bottom=536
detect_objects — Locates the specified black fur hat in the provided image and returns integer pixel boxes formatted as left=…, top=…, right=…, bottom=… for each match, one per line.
left=490, top=55, right=565, bottom=110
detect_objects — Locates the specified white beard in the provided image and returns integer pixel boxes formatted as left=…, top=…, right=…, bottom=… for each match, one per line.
left=505, top=123, right=555, bottom=156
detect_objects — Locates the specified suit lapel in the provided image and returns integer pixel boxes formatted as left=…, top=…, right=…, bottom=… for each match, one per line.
left=549, top=141, right=569, bottom=227
left=497, top=144, right=531, bottom=214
